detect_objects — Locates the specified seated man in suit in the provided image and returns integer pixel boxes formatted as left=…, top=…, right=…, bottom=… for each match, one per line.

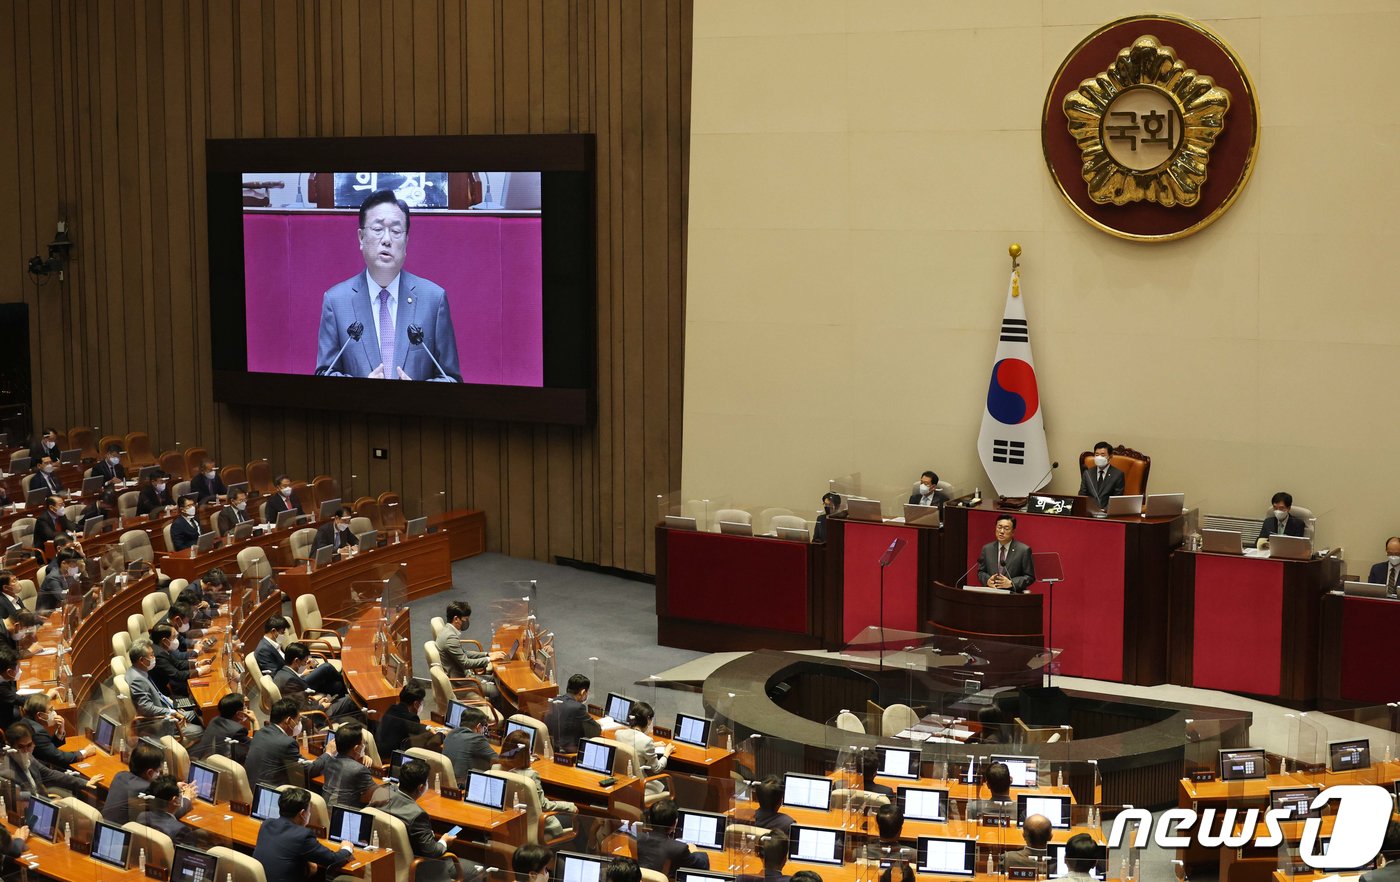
left=368, top=758, right=471, bottom=882
left=443, top=705, right=499, bottom=784
left=0, top=720, right=101, bottom=802
left=28, top=457, right=65, bottom=498
left=92, top=443, right=126, bottom=485
left=435, top=601, right=502, bottom=698
left=252, top=787, right=355, bottom=882
left=194, top=693, right=251, bottom=761
left=1002, top=813, right=1053, bottom=870
left=857, top=747, right=893, bottom=798
left=190, top=459, right=226, bottom=502
left=1368, top=537, right=1400, bottom=590
left=1258, top=491, right=1307, bottom=545
left=540, top=673, right=600, bottom=753
left=377, top=682, right=430, bottom=755
left=255, top=616, right=291, bottom=675
left=151, top=625, right=212, bottom=699
left=907, top=470, right=949, bottom=510
left=102, top=741, right=194, bottom=824
left=263, top=474, right=304, bottom=524
left=859, top=804, right=914, bottom=864
left=1078, top=440, right=1125, bottom=510
left=813, top=492, right=840, bottom=543
left=169, top=496, right=205, bottom=552
left=216, top=487, right=254, bottom=536
left=314, top=507, right=360, bottom=556
left=22, top=693, right=96, bottom=772
left=320, top=722, right=378, bottom=809
left=750, top=775, right=795, bottom=836
left=244, top=698, right=333, bottom=788
left=29, top=428, right=62, bottom=464
left=135, top=775, right=198, bottom=846
left=735, top=831, right=790, bottom=882
left=125, top=639, right=204, bottom=740
left=274, top=642, right=356, bottom=720
left=977, top=515, right=1035, bottom=593
left=136, top=471, right=175, bottom=516
left=638, top=798, right=711, bottom=876
left=965, top=762, right=1014, bottom=821
left=32, top=496, right=73, bottom=550
left=0, top=648, right=64, bottom=728
left=0, top=574, right=26, bottom=620
left=37, top=549, right=79, bottom=613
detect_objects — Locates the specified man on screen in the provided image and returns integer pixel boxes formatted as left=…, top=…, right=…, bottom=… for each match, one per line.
left=315, top=189, right=462, bottom=382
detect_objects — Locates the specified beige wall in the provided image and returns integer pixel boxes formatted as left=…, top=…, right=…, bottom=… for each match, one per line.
left=684, top=1, right=1400, bottom=560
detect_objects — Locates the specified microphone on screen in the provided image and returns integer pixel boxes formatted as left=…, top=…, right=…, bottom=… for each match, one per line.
left=406, top=324, right=450, bottom=382
left=316, top=321, right=366, bottom=376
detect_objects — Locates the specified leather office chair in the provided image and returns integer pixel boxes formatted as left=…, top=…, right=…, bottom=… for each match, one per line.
left=172, top=480, right=192, bottom=501
left=428, top=663, right=502, bottom=724
left=209, top=846, right=268, bottom=882
left=354, top=497, right=383, bottom=531
left=161, top=522, right=177, bottom=554
left=112, top=632, right=132, bottom=661
left=9, top=517, right=35, bottom=548
left=56, top=796, right=103, bottom=840
left=127, top=614, right=148, bottom=644
left=142, top=591, right=171, bottom=630
left=159, top=451, right=187, bottom=480
left=756, top=507, right=794, bottom=534
left=117, top=490, right=140, bottom=519
left=1078, top=445, right=1152, bottom=498
left=429, top=616, right=446, bottom=640
left=835, top=710, right=866, bottom=733
left=182, top=447, right=209, bottom=480
left=120, top=530, right=164, bottom=579
left=404, top=747, right=457, bottom=792
left=603, top=737, right=674, bottom=808
left=294, top=594, right=349, bottom=653
left=769, top=515, right=808, bottom=534
left=507, top=713, right=554, bottom=759
left=360, top=807, right=436, bottom=882
left=377, top=491, right=406, bottom=536
left=881, top=703, right=919, bottom=737
left=122, top=821, right=175, bottom=869
left=236, top=547, right=273, bottom=579
left=166, top=578, right=189, bottom=604
left=15, top=579, right=35, bottom=607
left=19, top=474, right=34, bottom=495
left=97, top=434, right=125, bottom=463
left=833, top=788, right=890, bottom=812
left=712, top=508, right=751, bottom=532
left=68, top=426, right=98, bottom=461
left=124, top=433, right=157, bottom=468
left=312, top=475, right=340, bottom=508
left=245, top=459, right=274, bottom=495
left=160, top=734, right=191, bottom=781
left=206, top=754, right=253, bottom=804
left=274, top=784, right=328, bottom=830
left=349, top=516, right=374, bottom=537
left=220, top=464, right=246, bottom=488
left=288, top=527, right=318, bottom=565
left=493, top=769, right=575, bottom=847
left=111, top=655, right=129, bottom=680
left=63, top=503, right=85, bottom=525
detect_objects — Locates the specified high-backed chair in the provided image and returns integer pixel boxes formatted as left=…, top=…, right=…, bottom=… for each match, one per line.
left=68, top=426, right=98, bottom=462
left=182, top=447, right=209, bottom=480
left=361, top=728, right=383, bottom=767
left=428, top=664, right=502, bottom=724
left=294, top=594, right=348, bottom=653
left=124, top=433, right=156, bottom=468
left=221, top=464, right=246, bottom=488
left=159, top=734, right=191, bottom=780
left=1078, top=445, right=1152, bottom=498
left=122, top=821, right=175, bottom=869
left=171, top=480, right=191, bottom=501
left=142, top=592, right=171, bottom=630
left=56, top=796, right=104, bottom=840
left=507, top=714, right=554, bottom=759
left=755, top=507, right=794, bottom=535
left=274, top=784, right=329, bottom=830
left=288, top=527, right=318, bottom=565
left=209, top=846, right=266, bottom=882
left=349, top=516, right=374, bottom=537
left=112, top=632, right=132, bottom=661
left=119, top=531, right=162, bottom=578
left=353, top=497, right=383, bottom=531
left=245, top=460, right=274, bottom=495
left=97, top=434, right=125, bottom=462
left=429, top=616, right=446, bottom=640
left=881, top=703, right=919, bottom=737
left=63, top=503, right=86, bottom=525
left=15, top=579, right=35, bottom=607
left=603, top=737, right=673, bottom=808
left=167, top=578, right=189, bottom=604
left=206, top=754, right=252, bottom=804
left=1262, top=504, right=1317, bottom=540
left=127, top=614, right=148, bottom=644
left=159, top=451, right=187, bottom=480
left=835, top=711, right=866, bottom=733
left=493, top=769, right=577, bottom=847
left=712, top=508, right=751, bottom=532
left=769, top=515, right=808, bottom=534
left=832, top=788, right=891, bottom=811
left=237, top=547, right=273, bottom=579
left=10, top=518, right=35, bottom=548
left=118, top=490, right=140, bottom=519
left=111, top=655, right=130, bottom=680
left=377, top=492, right=407, bottom=536
left=404, top=748, right=457, bottom=791
left=312, top=476, right=340, bottom=509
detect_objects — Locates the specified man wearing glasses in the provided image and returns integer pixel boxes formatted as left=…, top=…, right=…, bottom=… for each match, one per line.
left=977, top=514, right=1035, bottom=593
left=315, top=189, right=462, bottom=382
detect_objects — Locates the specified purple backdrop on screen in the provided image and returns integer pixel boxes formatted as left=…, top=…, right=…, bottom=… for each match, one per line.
left=242, top=212, right=544, bottom=386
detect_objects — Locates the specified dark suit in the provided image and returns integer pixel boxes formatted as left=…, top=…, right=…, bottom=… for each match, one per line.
left=977, top=540, right=1036, bottom=592
left=245, top=724, right=332, bottom=789
left=103, top=770, right=193, bottom=824
left=255, top=637, right=287, bottom=675
left=813, top=513, right=829, bottom=543
left=194, top=715, right=250, bottom=761
left=190, top=472, right=227, bottom=501
left=0, top=680, right=23, bottom=727
left=32, top=510, right=71, bottom=548
left=1368, top=560, right=1400, bottom=587
left=376, top=702, right=427, bottom=755
left=29, top=470, right=64, bottom=497
left=137, top=485, right=174, bottom=516
left=1078, top=465, right=1126, bottom=510
left=216, top=504, right=253, bottom=536
left=263, top=492, right=303, bottom=524
left=273, top=665, right=354, bottom=715
left=1361, top=863, right=1400, bottom=882
left=37, top=569, right=69, bottom=613
left=751, top=808, right=795, bottom=837
left=170, top=515, right=203, bottom=552
left=1258, top=513, right=1307, bottom=544
left=253, top=815, right=352, bottom=882
left=92, top=460, right=126, bottom=484
left=442, top=727, right=498, bottom=784
left=369, top=785, right=462, bottom=882
left=321, top=754, right=376, bottom=808
left=153, top=645, right=194, bottom=698
left=1, top=753, right=84, bottom=800
left=540, top=695, right=600, bottom=753
left=315, top=270, right=463, bottom=382
left=906, top=490, right=949, bottom=510
left=314, top=521, right=358, bottom=553
left=21, top=716, right=83, bottom=771
left=136, top=808, right=197, bottom=846
left=0, top=592, right=24, bottom=621
left=29, top=442, right=61, bottom=464
left=639, top=831, right=710, bottom=875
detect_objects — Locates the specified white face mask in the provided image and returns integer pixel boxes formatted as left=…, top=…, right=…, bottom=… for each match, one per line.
left=1274, top=509, right=1288, bottom=522
left=236, top=501, right=247, bottom=511
left=1093, top=454, right=1109, bottom=468
left=919, top=483, right=932, bottom=496
left=64, top=567, right=79, bottom=578
left=178, top=622, right=190, bottom=634
left=183, top=506, right=196, bottom=517
left=41, top=464, right=54, bottom=474
left=164, top=639, right=178, bottom=653
left=1388, top=555, right=1400, bottom=566
left=154, top=482, right=166, bottom=493
left=108, top=456, right=120, bottom=465
left=280, top=486, right=293, bottom=497
left=290, top=721, right=303, bottom=738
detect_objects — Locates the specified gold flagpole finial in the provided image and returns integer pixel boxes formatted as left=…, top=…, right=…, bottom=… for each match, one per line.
left=1009, top=243, right=1022, bottom=269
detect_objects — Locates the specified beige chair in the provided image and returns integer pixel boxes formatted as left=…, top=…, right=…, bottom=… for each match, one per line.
left=362, top=804, right=447, bottom=882
left=167, top=578, right=189, bottom=603
left=209, top=845, right=268, bottom=882
left=769, top=515, right=808, bottom=534
left=122, top=820, right=175, bottom=869
left=429, top=616, right=446, bottom=640
left=882, top=703, right=919, bottom=737
left=159, top=735, right=191, bottom=781
left=724, top=823, right=771, bottom=851
left=161, top=522, right=177, bottom=554
left=507, top=713, right=554, bottom=760
left=756, top=507, right=795, bottom=534
left=288, top=527, right=317, bottom=564
left=15, top=579, right=35, bottom=607
left=361, top=728, right=383, bottom=766
left=111, top=655, right=129, bottom=680
left=274, top=784, right=329, bottom=830
left=112, top=632, right=132, bottom=661
left=127, top=614, right=148, bottom=644
left=19, top=474, right=34, bottom=495
left=206, top=754, right=252, bottom=804
left=428, top=664, right=502, bottom=725
left=1015, top=717, right=1073, bottom=744
left=835, top=710, right=866, bottom=733
left=349, top=516, right=374, bottom=537
left=1262, top=504, right=1317, bottom=540
left=641, top=869, right=669, bottom=882
left=118, top=490, right=140, bottom=519
left=142, top=591, right=171, bottom=630
left=9, top=517, right=35, bottom=548
left=494, top=768, right=575, bottom=847
left=604, top=737, right=673, bottom=808
left=56, top=795, right=104, bottom=840
left=119, top=531, right=163, bottom=579
left=405, top=747, right=457, bottom=792
left=712, top=508, right=751, bottom=532
left=237, top=546, right=273, bottom=579
left=833, top=787, right=890, bottom=811
left=294, top=594, right=348, bottom=653
left=63, top=503, right=86, bottom=525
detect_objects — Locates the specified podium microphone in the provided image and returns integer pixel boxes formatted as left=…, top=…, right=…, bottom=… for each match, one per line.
left=954, top=561, right=981, bottom=589
left=406, top=325, right=452, bottom=381
left=1029, top=461, right=1059, bottom=495
left=315, top=322, right=365, bottom=376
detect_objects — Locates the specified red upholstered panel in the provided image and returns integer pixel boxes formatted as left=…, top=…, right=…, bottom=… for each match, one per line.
left=965, top=510, right=1126, bottom=681
left=1192, top=555, right=1282, bottom=696
left=842, top=522, right=920, bottom=643
left=664, top=531, right=808, bottom=634
left=1340, top=597, right=1400, bottom=703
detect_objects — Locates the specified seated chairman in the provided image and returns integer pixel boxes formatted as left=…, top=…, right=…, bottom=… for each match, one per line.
left=315, top=189, right=462, bottom=382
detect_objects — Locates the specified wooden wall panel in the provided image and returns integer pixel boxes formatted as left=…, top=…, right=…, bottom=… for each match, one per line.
left=0, top=0, right=690, bottom=576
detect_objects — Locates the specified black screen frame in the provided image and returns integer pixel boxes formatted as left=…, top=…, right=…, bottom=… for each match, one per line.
left=206, top=134, right=596, bottom=425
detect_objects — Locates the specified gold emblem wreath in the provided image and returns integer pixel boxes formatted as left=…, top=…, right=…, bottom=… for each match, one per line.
left=1063, top=35, right=1230, bottom=207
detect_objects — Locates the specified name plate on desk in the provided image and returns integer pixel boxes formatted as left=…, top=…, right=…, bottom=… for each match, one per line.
left=144, top=864, right=171, bottom=881
left=652, top=726, right=674, bottom=740
left=979, top=816, right=1011, bottom=828
left=1028, top=495, right=1081, bottom=517
left=1008, top=868, right=1038, bottom=880
left=553, top=754, right=576, bottom=767
left=1189, top=770, right=1216, bottom=783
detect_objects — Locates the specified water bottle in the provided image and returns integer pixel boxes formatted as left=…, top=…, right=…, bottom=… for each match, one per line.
left=434, top=773, right=442, bottom=793
left=64, top=822, right=72, bottom=845
left=138, top=847, right=146, bottom=873
left=370, top=829, right=380, bottom=850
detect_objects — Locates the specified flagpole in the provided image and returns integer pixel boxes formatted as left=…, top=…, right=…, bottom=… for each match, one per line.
left=1009, top=242, right=1021, bottom=271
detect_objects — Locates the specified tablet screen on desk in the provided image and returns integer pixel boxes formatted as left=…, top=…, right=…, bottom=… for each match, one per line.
left=445, top=700, right=469, bottom=729
left=555, top=851, right=607, bottom=882
left=578, top=739, right=616, bottom=775
left=917, top=837, right=976, bottom=876
left=28, top=795, right=59, bottom=841
left=189, top=760, right=220, bottom=803
left=674, top=713, right=711, bottom=747
left=91, top=820, right=132, bottom=869
left=783, top=773, right=833, bottom=810
left=878, top=745, right=920, bottom=780
left=788, top=825, right=845, bottom=866
left=330, top=805, right=374, bottom=848
left=1329, top=738, right=1370, bottom=772
left=252, top=784, right=282, bottom=821
left=678, top=871, right=735, bottom=882
left=604, top=692, right=634, bottom=724
left=989, top=754, right=1038, bottom=788
left=1219, top=748, right=1267, bottom=781
left=676, top=809, right=727, bottom=850
left=1270, top=786, right=1321, bottom=820
left=94, top=713, right=119, bottom=753
left=172, top=845, right=220, bottom=882
left=898, top=786, right=947, bottom=821
left=464, top=771, right=507, bottom=810
left=1017, top=794, right=1070, bottom=828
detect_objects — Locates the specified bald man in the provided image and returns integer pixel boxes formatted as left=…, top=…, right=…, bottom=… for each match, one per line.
left=1003, top=814, right=1053, bottom=870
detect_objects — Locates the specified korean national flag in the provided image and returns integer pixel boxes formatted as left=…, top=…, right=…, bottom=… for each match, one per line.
left=977, top=269, right=1052, bottom=498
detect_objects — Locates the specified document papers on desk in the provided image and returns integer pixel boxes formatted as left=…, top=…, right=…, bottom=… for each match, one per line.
left=789, top=826, right=844, bottom=865
left=677, top=809, right=727, bottom=850
left=917, top=837, right=976, bottom=876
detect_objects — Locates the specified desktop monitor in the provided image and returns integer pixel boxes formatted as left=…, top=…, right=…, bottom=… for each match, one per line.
left=81, top=475, right=104, bottom=495
left=189, top=760, right=221, bottom=803
left=504, top=720, right=536, bottom=752
left=275, top=509, right=299, bottom=530
left=27, top=795, right=60, bottom=841
left=1269, top=786, right=1322, bottom=821
left=604, top=692, right=635, bottom=723
left=330, top=804, right=375, bottom=848
left=1329, top=739, right=1371, bottom=772
left=787, top=825, right=845, bottom=866
left=318, top=498, right=342, bottom=519
left=897, top=786, right=948, bottom=822
left=989, top=754, right=1038, bottom=788
left=555, top=851, right=607, bottom=882
left=877, top=745, right=921, bottom=780
left=387, top=750, right=410, bottom=781
left=676, top=809, right=727, bottom=851
left=577, top=739, right=617, bottom=776
left=445, top=700, right=469, bottom=729
left=916, top=837, right=977, bottom=877
left=91, top=820, right=133, bottom=869
left=94, top=713, right=119, bottom=753
left=1017, top=794, right=1071, bottom=829
left=674, top=713, right=712, bottom=748
left=464, top=771, right=508, bottom=810
left=1046, top=842, right=1108, bottom=879
left=357, top=529, right=379, bottom=548
left=1219, top=748, right=1268, bottom=781
left=171, top=845, right=221, bottom=882
left=406, top=516, right=428, bottom=536
left=782, top=773, right=834, bottom=811
left=252, top=784, right=282, bottom=821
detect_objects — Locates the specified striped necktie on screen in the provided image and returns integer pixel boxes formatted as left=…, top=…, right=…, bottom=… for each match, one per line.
left=378, top=288, right=395, bottom=377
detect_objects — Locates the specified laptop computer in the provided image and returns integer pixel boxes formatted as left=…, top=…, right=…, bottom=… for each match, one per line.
left=1144, top=492, right=1185, bottom=517
left=406, top=516, right=427, bottom=536
left=717, top=520, right=753, bottom=537
left=232, top=520, right=256, bottom=541
left=1105, top=494, right=1143, bottom=516
left=1342, top=580, right=1391, bottom=599
left=9, top=455, right=31, bottom=473
left=663, top=515, right=698, bottom=530
left=81, top=475, right=104, bottom=495
left=1269, top=534, right=1312, bottom=561
left=903, top=503, right=941, bottom=526
left=60, top=448, right=82, bottom=465
left=775, top=525, right=808, bottom=541
left=1201, top=528, right=1244, bottom=555
left=275, top=508, right=300, bottom=530
left=845, top=498, right=884, bottom=522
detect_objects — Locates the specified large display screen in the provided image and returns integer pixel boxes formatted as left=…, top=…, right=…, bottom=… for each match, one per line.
left=207, top=135, right=594, bottom=424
